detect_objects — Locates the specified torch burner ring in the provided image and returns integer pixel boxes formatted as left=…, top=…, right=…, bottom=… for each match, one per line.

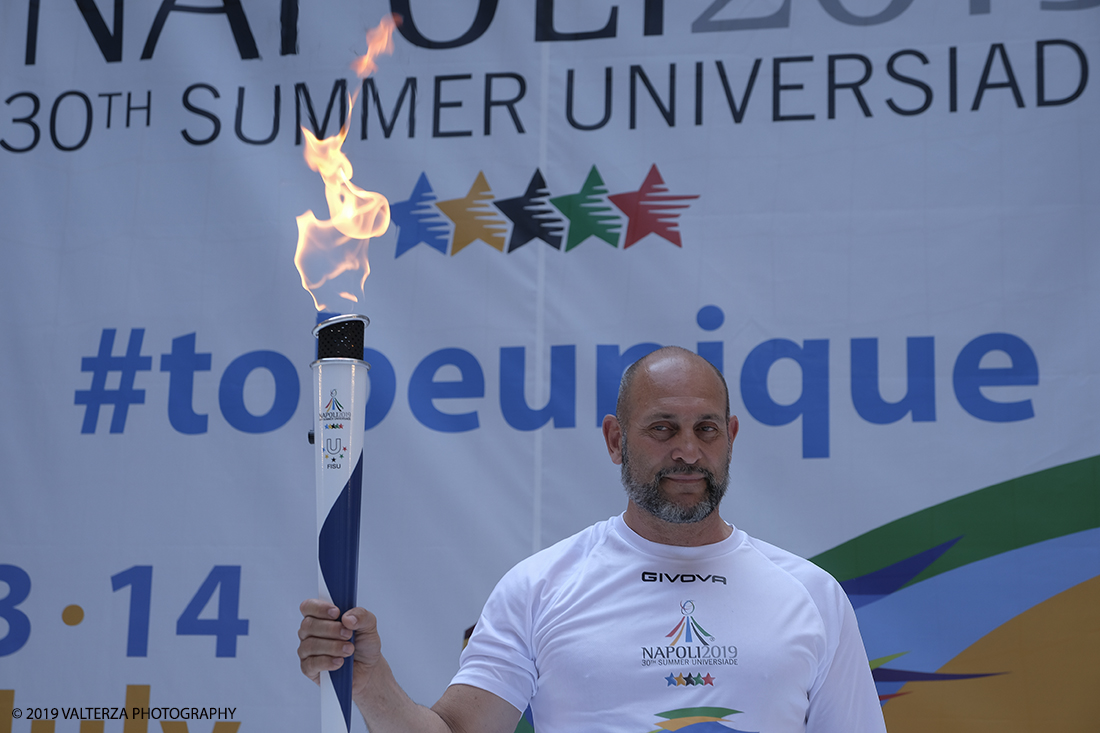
left=313, top=314, right=370, bottom=360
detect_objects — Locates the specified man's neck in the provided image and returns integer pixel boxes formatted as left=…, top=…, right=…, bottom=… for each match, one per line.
left=623, top=502, right=733, bottom=547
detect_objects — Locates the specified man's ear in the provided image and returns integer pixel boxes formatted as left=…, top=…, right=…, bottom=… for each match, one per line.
left=602, top=414, right=623, bottom=465
left=728, top=415, right=740, bottom=449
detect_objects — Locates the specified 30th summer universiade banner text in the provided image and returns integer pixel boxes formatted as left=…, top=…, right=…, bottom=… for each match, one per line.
left=3, top=2, right=1092, bottom=153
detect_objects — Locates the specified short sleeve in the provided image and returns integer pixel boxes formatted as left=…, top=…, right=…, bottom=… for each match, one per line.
left=805, top=584, right=887, bottom=733
left=449, top=566, right=538, bottom=714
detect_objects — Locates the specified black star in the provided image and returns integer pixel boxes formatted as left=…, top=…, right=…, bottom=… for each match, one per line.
left=493, top=169, right=564, bottom=252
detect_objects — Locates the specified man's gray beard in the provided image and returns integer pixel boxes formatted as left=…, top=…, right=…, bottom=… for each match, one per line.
left=620, top=438, right=730, bottom=524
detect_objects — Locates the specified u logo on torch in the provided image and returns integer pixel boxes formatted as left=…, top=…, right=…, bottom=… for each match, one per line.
left=326, top=438, right=342, bottom=455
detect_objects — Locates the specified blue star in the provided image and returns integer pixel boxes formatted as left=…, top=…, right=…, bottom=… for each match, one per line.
left=390, top=172, right=450, bottom=257
left=665, top=673, right=677, bottom=686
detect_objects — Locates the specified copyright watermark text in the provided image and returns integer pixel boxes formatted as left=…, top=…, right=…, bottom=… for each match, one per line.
left=12, top=707, right=236, bottom=721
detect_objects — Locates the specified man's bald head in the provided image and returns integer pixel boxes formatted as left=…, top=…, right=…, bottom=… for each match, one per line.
left=615, top=346, right=730, bottom=426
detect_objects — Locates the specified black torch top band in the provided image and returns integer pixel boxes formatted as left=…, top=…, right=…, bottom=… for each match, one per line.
left=312, top=314, right=370, bottom=361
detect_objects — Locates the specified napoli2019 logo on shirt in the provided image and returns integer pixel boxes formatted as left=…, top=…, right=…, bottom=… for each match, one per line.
left=667, top=600, right=715, bottom=645
left=642, top=601, right=739, bottom=668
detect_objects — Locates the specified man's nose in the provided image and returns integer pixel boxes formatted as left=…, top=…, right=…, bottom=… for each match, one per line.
left=671, top=434, right=703, bottom=464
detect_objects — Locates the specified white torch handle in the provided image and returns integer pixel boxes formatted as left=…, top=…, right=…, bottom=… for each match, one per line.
left=313, top=357, right=368, bottom=733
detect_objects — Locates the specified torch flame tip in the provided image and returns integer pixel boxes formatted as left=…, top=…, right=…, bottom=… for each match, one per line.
left=351, top=13, right=399, bottom=78
left=296, top=16, right=394, bottom=312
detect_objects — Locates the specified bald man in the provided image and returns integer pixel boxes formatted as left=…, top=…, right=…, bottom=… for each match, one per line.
left=297, top=346, right=886, bottom=732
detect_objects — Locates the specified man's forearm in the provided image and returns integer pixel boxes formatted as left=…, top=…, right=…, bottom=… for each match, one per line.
left=353, top=656, right=456, bottom=733
left=355, top=659, right=521, bottom=733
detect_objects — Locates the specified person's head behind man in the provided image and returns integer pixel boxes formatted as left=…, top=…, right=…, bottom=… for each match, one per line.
left=602, top=346, right=739, bottom=544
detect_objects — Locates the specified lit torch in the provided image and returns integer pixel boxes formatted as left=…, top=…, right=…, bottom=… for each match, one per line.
left=311, top=313, right=368, bottom=733
left=296, top=15, right=397, bottom=733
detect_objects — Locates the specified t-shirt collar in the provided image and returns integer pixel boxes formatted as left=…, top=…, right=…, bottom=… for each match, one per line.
left=611, top=513, right=745, bottom=561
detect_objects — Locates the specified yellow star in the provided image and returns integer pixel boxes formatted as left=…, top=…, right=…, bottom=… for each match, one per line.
left=435, top=171, right=508, bottom=254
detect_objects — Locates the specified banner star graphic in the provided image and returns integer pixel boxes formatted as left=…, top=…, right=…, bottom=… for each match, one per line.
left=608, top=164, right=698, bottom=248
left=665, top=673, right=677, bottom=686
left=493, top=169, right=564, bottom=252
left=390, top=172, right=450, bottom=257
left=435, top=171, right=508, bottom=255
left=549, top=165, right=621, bottom=251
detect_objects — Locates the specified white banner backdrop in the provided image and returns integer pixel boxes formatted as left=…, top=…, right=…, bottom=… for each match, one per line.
left=1, top=1, right=1098, bottom=731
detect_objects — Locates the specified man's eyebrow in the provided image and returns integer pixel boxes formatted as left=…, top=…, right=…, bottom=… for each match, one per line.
left=647, top=412, right=676, bottom=420
left=640, top=412, right=724, bottom=422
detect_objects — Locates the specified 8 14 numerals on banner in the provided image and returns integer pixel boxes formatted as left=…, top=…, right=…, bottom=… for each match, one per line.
left=0, top=564, right=249, bottom=657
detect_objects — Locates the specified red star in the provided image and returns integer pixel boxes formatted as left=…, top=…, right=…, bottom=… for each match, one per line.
left=703, top=673, right=715, bottom=686
left=608, top=164, right=698, bottom=248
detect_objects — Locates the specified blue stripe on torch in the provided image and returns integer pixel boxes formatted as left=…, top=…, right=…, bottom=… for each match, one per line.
left=319, top=450, right=364, bottom=731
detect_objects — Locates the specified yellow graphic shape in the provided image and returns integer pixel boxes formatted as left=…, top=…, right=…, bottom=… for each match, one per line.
left=1, top=690, right=12, bottom=733
left=62, top=604, right=84, bottom=625
left=883, top=574, right=1100, bottom=733
left=162, top=723, right=240, bottom=732
left=435, top=171, right=507, bottom=254
left=126, top=685, right=151, bottom=733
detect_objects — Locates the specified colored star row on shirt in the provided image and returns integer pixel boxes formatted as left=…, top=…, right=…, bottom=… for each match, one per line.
left=389, top=164, right=698, bottom=257
left=665, top=672, right=716, bottom=686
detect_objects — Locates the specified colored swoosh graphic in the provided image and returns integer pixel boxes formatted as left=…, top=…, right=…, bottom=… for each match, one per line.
left=813, top=455, right=1100, bottom=584
left=811, top=454, right=1100, bottom=728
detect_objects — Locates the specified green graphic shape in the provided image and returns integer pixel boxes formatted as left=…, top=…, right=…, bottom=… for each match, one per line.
left=656, top=707, right=741, bottom=719
left=869, top=651, right=909, bottom=670
left=811, top=454, right=1100, bottom=585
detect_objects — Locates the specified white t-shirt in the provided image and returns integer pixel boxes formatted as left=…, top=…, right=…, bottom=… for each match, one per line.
left=452, top=514, right=885, bottom=733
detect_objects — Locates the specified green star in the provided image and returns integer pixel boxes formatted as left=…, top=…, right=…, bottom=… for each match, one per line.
left=549, top=166, right=621, bottom=251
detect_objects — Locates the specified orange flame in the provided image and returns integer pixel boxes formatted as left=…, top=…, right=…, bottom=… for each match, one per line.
left=352, top=14, right=399, bottom=78
left=294, top=15, right=399, bottom=312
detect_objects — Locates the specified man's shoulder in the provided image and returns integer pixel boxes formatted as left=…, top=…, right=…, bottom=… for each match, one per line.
left=739, top=532, right=846, bottom=603
left=518, top=515, right=619, bottom=567
left=492, top=515, right=622, bottom=593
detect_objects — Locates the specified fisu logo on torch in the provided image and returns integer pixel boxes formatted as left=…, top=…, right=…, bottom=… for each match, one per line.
left=324, top=434, right=348, bottom=469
